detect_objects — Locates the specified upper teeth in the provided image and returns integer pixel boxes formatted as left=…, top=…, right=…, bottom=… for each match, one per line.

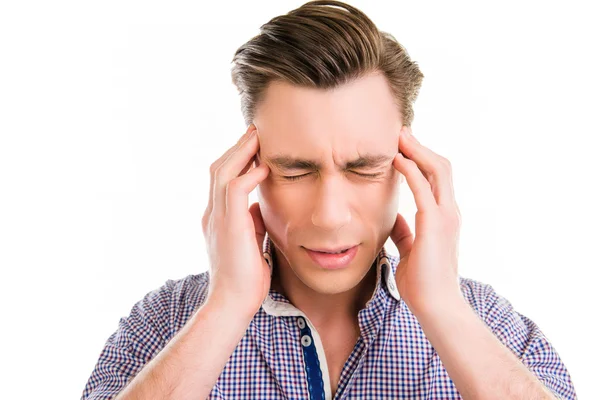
left=323, top=249, right=345, bottom=254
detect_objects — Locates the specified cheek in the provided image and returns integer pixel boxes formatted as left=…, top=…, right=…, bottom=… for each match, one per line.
left=258, top=180, right=299, bottom=210
left=370, top=176, right=401, bottom=237
left=366, top=183, right=399, bottom=220
left=257, top=181, right=299, bottom=234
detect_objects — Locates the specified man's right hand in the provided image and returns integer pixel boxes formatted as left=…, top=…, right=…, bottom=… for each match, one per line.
left=201, top=124, right=272, bottom=317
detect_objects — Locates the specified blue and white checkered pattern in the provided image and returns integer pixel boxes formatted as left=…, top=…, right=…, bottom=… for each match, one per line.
left=81, top=232, right=577, bottom=399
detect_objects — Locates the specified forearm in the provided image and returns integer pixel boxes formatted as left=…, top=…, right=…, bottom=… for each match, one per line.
left=115, top=298, right=254, bottom=400
left=413, top=296, right=558, bottom=399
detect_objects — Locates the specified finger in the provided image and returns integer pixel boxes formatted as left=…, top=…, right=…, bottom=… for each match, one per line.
left=390, top=212, right=413, bottom=260
left=206, top=125, right=256, bottom=218
left=393, top=147, right=437, bottom=212
left=226, top=162, right=270, bottom=221
left=398, top=126, right=455, bottom=207
left=214, top=131, right=262, bottom=218
left=248, top=202, right=267, bottom=255
left=240, top=155, right=256, bottom=177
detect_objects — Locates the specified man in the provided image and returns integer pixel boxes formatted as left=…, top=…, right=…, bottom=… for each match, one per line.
left=81, top=1, right=576, bottom=399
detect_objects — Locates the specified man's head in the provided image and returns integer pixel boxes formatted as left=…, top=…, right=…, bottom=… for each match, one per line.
left=229, top=1, right=424, bottom=297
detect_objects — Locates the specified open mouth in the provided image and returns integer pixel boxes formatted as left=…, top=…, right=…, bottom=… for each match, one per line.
left=303, top=245, right=359, bottom=270
left=315, top=248, right=351, bottom=254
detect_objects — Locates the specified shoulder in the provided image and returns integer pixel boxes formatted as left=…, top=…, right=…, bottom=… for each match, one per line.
left=458, top=275, right=514, bottom=332
left=167, top=271, right=211, bottom=310
left=164, top=271, right=212, bottom=336
left=132, top=271, right=212, bottom=341
left=457, top=276, right=577, bottom=398
left=458, top=275, right=496, bottom=314
left=80, top=272, right=212, bottom=399
left=457, top=275, right=552, bottom=346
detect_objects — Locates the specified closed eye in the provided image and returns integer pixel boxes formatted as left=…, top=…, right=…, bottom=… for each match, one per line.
left=282, top=172, right=384, bottom=181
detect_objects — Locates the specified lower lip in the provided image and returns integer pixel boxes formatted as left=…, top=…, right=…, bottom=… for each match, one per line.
left=304, top=245, right=359, bottom=270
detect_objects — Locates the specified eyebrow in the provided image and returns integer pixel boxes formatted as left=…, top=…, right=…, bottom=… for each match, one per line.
left=266, top=153, right=394, bottom=172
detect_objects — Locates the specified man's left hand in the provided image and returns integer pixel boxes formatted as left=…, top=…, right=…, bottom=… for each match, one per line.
left=390, top=125, right=464, bottom=315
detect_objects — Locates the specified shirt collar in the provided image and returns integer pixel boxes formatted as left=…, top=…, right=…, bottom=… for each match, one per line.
left=260, top=231, right=402, bottom=317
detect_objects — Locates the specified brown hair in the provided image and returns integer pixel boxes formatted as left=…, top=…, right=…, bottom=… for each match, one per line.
left=230, top=0, right=424, bottom=127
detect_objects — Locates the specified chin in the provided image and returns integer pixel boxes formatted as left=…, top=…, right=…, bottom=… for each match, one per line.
left=297, top=273, right=360, bottom=295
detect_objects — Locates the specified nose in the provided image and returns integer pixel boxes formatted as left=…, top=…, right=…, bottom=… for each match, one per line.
left=310, top=174, right=352, bottom=232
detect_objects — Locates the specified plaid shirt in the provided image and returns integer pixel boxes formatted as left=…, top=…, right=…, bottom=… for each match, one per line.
left=81, top=232, right=577, bottom=399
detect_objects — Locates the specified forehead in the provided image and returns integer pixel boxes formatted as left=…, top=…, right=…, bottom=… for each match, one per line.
left=254, top=72, right=402, bottom=160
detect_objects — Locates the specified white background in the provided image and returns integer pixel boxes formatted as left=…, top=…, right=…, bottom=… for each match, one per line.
left=0, top=0, right=597, bottom=398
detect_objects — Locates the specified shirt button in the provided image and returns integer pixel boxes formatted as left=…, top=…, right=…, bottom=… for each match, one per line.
left=301, top=334, right=312, bottom=347
left=297, top=317, right=306, bottom=329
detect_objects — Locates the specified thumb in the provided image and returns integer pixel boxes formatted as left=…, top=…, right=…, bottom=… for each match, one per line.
left=390, top=213, right=413, bottom=260
left=248, top=202, right=266, bottom=254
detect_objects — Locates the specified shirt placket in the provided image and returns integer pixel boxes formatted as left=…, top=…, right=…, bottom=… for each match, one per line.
left=296, top=315, right=329, bottom=400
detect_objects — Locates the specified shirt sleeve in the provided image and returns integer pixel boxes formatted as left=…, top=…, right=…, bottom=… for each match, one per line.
left=80, top=279, right=175, bottom=400
left=482, top=283, right=577, bottom=399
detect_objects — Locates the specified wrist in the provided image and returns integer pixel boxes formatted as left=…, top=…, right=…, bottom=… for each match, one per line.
left=411, top=291, right=468, bottom=321
left=202, top=294, right=260, bottom=324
